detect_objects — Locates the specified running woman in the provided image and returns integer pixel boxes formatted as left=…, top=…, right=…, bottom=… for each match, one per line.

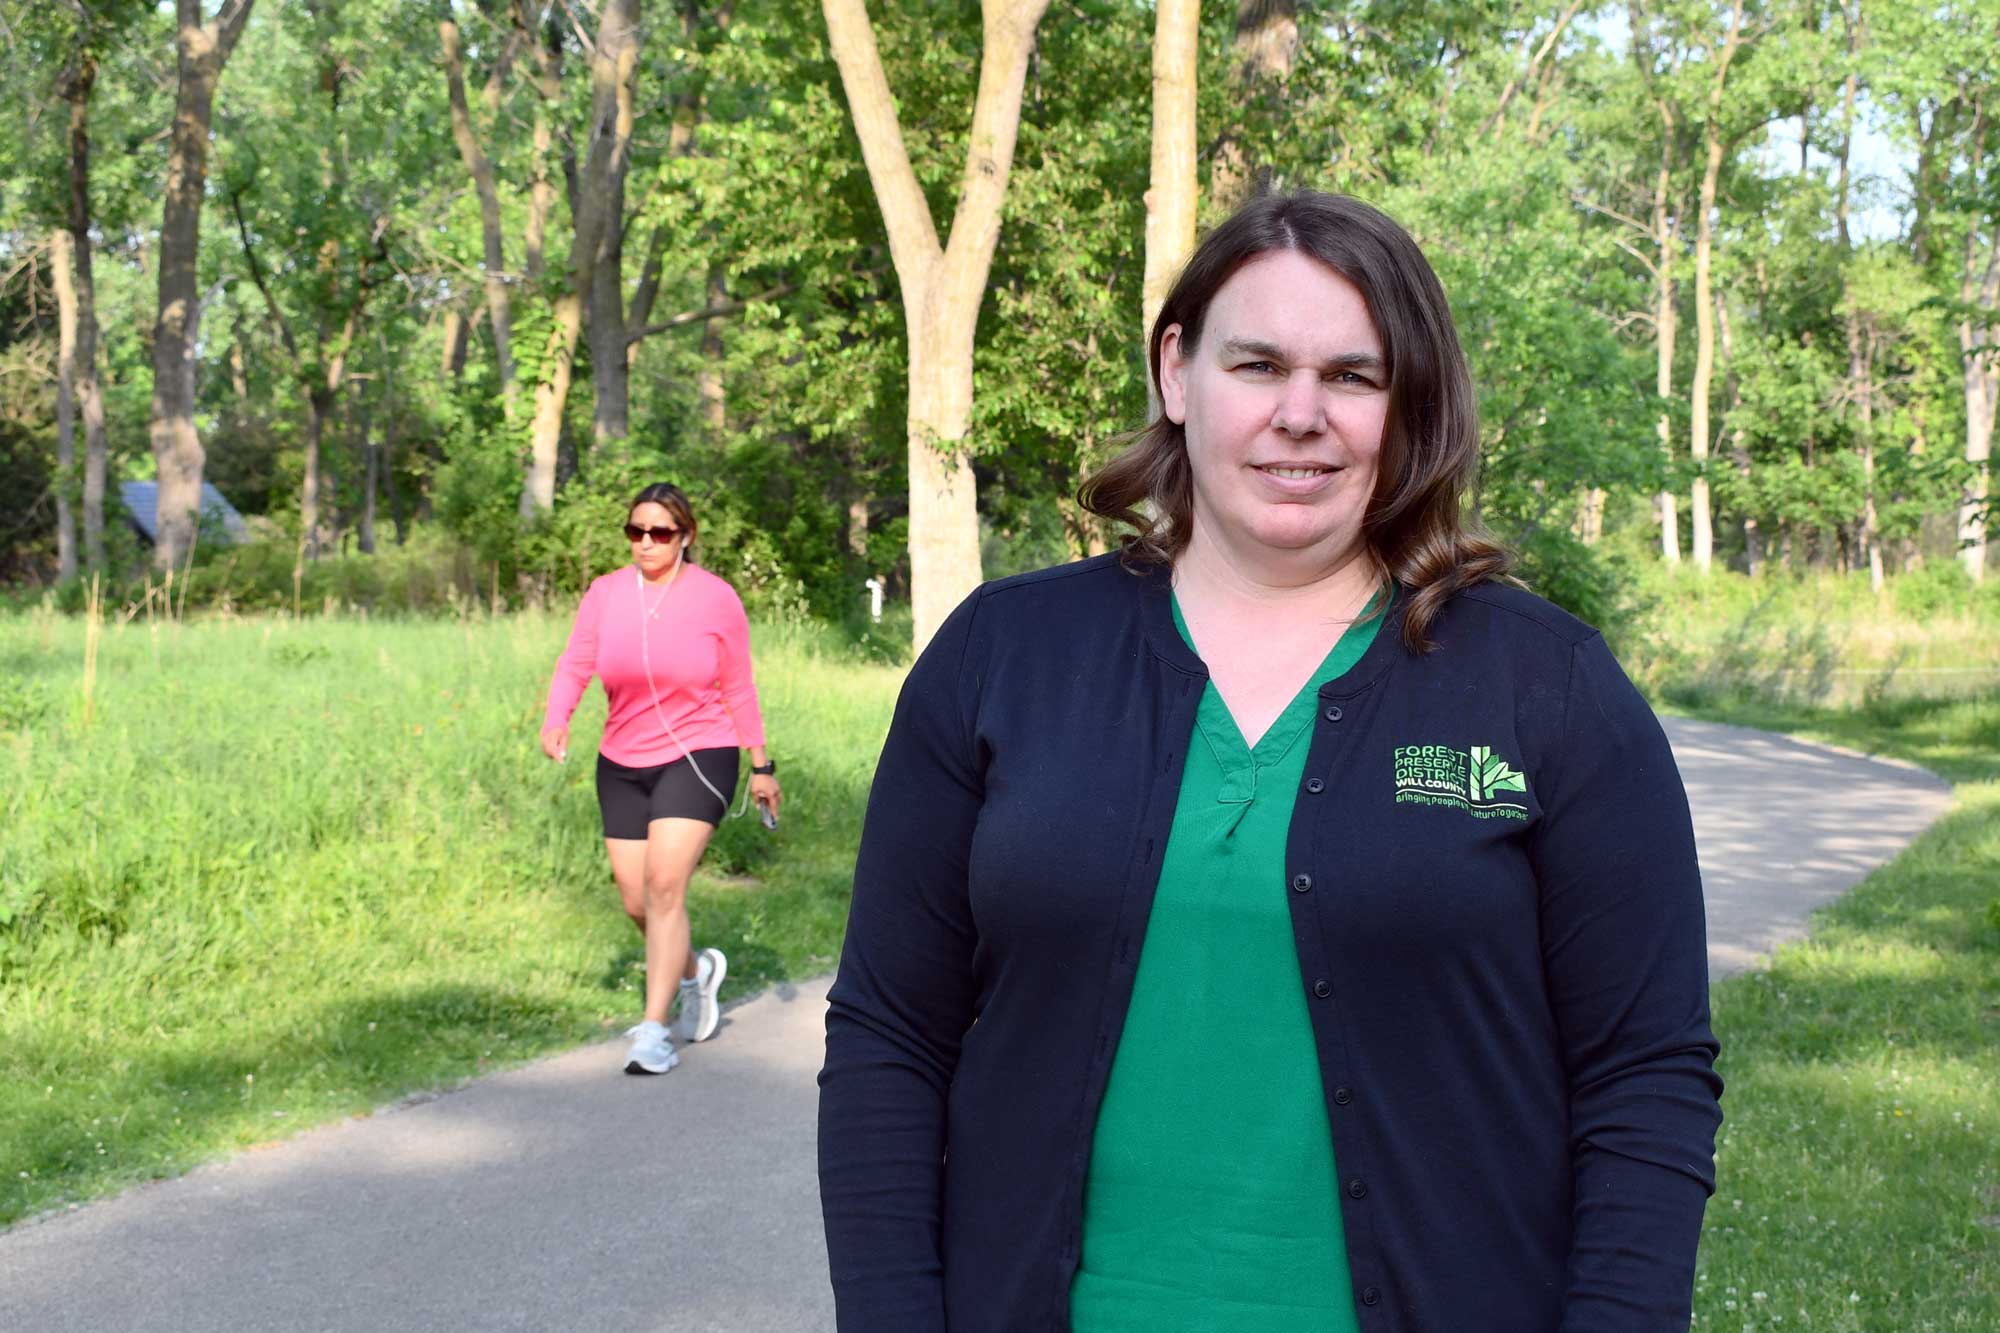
left=540, top=482, right=781, bottom=1075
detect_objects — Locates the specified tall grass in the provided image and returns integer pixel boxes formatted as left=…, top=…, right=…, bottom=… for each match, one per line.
left=0, top=606, right=902, bottom=1225
left=1627, top=564, right=2000, bottom=709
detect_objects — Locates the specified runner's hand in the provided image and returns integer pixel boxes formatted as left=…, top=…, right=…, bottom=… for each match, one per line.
left=749, top=773, right=781, bottom=817
left=540, top=725, right=569, bottom=763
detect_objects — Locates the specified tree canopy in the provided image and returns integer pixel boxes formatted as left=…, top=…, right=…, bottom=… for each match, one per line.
left=1, top=0, right=1993, bottom=612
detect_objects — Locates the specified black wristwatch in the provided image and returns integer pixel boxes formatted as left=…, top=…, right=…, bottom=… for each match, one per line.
left=751, top=760, right=776, bottom=776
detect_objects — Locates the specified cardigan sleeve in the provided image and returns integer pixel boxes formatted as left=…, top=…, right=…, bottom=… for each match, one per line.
left=818, top=589, right=987, bottom=1332
left=1531, top=633, right=1724, bottom=1330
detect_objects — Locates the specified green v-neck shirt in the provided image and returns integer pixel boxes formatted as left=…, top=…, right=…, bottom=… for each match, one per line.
left=1069, top=592, right=1384, bottom=1332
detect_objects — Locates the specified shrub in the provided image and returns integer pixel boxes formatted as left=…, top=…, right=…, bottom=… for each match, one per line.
left=1893, top=560, right=1975, bottom=621
left=1510, top=526, right=1637, bottom=645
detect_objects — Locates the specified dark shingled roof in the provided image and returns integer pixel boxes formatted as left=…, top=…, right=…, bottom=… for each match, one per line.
left=120, top=481, right=250, bottom=546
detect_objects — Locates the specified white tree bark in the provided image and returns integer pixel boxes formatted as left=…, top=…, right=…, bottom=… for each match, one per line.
left=1143, top=0, right=1200, bottom=357
left=52, top=227, right=79, bottom=582
left=822, top=0, right=1052, bottom=651
left=1652, top=124, right=1681, bottom=565
left=1688, top=0, right=1743, bottom=574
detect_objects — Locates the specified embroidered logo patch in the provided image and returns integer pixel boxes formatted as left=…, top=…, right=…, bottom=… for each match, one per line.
left=1392, top=744, right=1529, bottom=821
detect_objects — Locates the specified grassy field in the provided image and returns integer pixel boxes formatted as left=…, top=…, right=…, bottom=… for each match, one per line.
left=1671, top=691, right=2000, bottom=1329
left=1628, top=562, right=2000, bottom=709
left=4, top=580, right=1998, bottom=1328
left=0, top=603, right=900, bottom=1227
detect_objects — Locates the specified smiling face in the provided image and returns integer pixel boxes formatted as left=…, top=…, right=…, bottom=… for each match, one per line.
left=1159, top=250, right=1388, bottom=578
left=627, top=500, right=686, bottom=581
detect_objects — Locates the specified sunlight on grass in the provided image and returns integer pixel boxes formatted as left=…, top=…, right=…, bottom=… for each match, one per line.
left=1691, top=761, right=2000, bottom=1328
left=0, top=609, right=903, bottom=1225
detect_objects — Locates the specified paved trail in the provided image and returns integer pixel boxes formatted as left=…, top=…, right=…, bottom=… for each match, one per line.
left=0, top=718, right=1954, bottom=1333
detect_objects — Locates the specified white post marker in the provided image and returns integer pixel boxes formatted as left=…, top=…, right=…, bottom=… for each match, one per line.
left=865, top=577, right=884, bottom=623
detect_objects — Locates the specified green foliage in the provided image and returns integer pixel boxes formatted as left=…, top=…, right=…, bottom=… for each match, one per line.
left=1894, top=558, right=1978, bottom=620
left=1511, top=525, right=1637, bottom=644
left=0, top=0, right=1995, bottom=675
left=0, top=677, right=50, bottom=735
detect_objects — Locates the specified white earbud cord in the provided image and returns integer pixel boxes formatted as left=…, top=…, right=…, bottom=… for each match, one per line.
left=635, top=563, right=751, bottom=820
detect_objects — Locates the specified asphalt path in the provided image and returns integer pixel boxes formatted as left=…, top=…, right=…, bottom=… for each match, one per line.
left=0, top=716, right=1956, bottom=1332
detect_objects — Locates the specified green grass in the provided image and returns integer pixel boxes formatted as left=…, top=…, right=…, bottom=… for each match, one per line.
left=1675, top=692, right=2000, bottom=1329
left=0, top=606, right=902, bottom=1226
left=1628, top=564, right=2000, bottom=709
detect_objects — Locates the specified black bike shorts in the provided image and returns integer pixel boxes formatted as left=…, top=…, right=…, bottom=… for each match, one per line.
left=595, top=748, right=739, bottom=838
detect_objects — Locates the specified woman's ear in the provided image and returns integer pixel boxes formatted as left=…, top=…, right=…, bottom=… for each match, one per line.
left=1158, top=324, right=1190, bottom=425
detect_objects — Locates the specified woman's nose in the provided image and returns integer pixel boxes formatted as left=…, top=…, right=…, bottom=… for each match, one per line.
left=1271, top=372, right=1327, bottom=437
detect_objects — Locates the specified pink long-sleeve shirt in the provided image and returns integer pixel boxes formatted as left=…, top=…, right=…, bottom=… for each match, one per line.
left=543, top=564, right=767, bottom=767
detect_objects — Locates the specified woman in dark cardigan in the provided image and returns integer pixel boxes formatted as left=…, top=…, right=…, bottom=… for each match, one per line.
left=819, top=190, right=1722, bottom=1332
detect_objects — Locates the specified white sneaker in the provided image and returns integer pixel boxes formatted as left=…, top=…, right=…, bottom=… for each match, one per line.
left=679, top=947, right=728, bottom=1043
left=623, top=1020, right=679, bottom=1075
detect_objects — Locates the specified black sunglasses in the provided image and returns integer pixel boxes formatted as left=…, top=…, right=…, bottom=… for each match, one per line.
left=624, top=523, right=682, bottom=544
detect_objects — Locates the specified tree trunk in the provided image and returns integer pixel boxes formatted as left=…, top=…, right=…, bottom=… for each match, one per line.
left=1576, top=487, right=1604, bottom=545
left=848, top=496, right=869, bottom=557
left=358, top=388, right=378, bottom=556
left=381, top=352, right=407, bottom=545
left=1717, top=285, right=1757, bottom=574
left=441, top=307, right=470, bottom=378
left=519, top=1, right=562, bottom=281
left=1142, top=0, right=1199, bottom=363
left=1962, top=220, right=1998, bottom=581
left=1211, top=0, right=1298, bottom=212
left=822, top=0, right=1053, bottom=651
left=1651, top=115, right=1680, bottom=565
left=302, top=390, right=327, bottom=560
left=1481, top=0, right=1583, bottom=142
left=61, top=52, right=108, bottom=576
left=588, top=191, right=631, bottom=443
left=513, top=0, right=565, bottom=508
left=1831, top=44, right=1882, bottom=590
left=700, top=267, right=728, bottom=433
left=524, top=289, right=583, bottom=516
left=586, top=1, right=642, bottom=446
left=148, top=0, right=255, bottom=573
left=523, top=0, right=638, bottom=514
left=441, top=17, right=516, bottom=419
left=1688, top=1, right=1742, bottom=575
left=1688, top=128, right=1720, bottom=573
left=53, top=227, right=80, bottom=582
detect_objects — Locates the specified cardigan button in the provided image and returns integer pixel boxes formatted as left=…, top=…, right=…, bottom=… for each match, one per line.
left=1313, top=979, right=1331, bottom=998
left=1305, top=777, right=1325, bottom=794
left=1333, top=1087, right=1353, bottom=1105
left=1346, top=1178, right=1367, bottom=1200
left=1324, top=704, right=1344, bottom=722
left=1291, top=873, right=1312, bottom=893
left=1361, top=1286, right=1381, bottom=1306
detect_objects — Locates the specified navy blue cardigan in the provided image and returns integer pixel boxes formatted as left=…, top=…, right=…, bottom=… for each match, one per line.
left=818, top=555, right=1722, bottom=1331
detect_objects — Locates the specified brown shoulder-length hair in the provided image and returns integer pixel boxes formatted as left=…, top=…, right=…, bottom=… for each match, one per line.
left=630, top=482, right=698, bottom=559
left=1078, top=189, right=1513, bottom=651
